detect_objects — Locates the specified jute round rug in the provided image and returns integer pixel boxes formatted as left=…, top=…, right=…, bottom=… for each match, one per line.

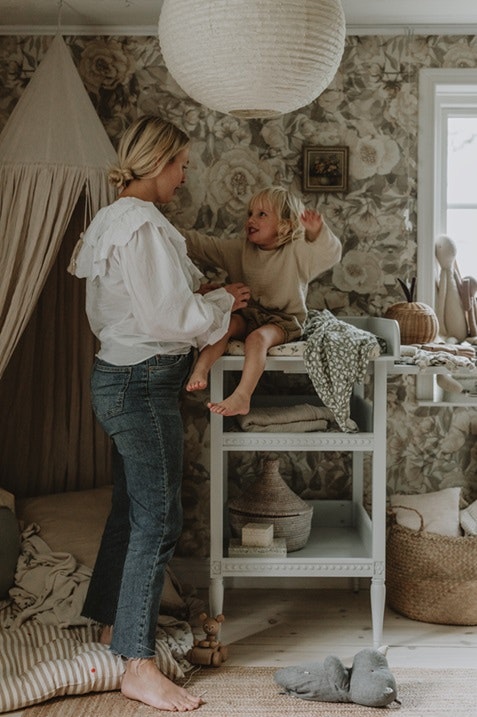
left=24, top=666, right=477, bottom=717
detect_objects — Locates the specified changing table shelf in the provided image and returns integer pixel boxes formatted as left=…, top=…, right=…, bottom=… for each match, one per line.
left=218, top=500, right=373, bottom=572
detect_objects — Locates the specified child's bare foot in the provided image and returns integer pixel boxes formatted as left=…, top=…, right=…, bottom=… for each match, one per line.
left=208, top=391, right=250, bottom=416
left=186, top=369, right=208, bottom=392
left=100, top=625, right=113, bottom=645
left=121, top=658, right=203, bottom=711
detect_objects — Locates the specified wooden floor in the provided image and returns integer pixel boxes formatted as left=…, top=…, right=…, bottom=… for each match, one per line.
left=210, top=587, right=477, bottom=669
left=12, top=586, right=476, bottom=716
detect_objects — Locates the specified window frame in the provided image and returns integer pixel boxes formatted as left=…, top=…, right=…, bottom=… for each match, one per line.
left=417, top=68, right=477, bottom=307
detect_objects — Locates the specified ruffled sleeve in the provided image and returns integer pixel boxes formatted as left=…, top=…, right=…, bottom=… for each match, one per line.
left=71, top=200, right=161, bottom=280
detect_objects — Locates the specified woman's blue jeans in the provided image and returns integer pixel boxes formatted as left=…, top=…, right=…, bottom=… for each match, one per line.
left=81, top=351, right=193, bottom=659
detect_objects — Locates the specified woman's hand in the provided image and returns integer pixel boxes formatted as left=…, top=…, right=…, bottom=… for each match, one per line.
left=224, top=282, right=251, bottom=311
left=196, top=282, right=221, bottom=295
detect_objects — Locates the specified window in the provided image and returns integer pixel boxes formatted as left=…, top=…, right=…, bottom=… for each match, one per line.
left=446, top=116, right=477, bottom=274
left=418, top=69, right=477, bottom=307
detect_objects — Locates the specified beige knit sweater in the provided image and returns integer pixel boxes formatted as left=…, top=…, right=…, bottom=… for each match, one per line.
left=183, top=224, right=342, bottom=329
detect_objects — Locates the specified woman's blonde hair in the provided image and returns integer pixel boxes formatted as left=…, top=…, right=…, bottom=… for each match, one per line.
left=108, top=115, right=190, bottom=189
left=248, top=186, right=305, bottom=246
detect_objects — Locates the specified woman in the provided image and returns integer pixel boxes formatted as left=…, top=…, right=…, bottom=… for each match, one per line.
left=70, top=115, right=250, bottom=711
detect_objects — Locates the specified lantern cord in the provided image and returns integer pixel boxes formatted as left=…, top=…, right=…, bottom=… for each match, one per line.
left=56, top=1, right=63, bottom=34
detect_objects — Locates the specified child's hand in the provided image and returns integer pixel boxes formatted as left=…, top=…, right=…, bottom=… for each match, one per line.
left=300, top=209, right=323, bottom=241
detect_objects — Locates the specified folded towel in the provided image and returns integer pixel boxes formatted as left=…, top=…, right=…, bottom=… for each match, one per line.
left=396, top=346, right=476, bottom=371
left=419, top=342, right=476, bottom=359
left=236, top=404, right=335, bottom=433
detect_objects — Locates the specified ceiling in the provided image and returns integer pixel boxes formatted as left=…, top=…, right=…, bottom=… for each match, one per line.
left=0, top=0, right=476, bottom=35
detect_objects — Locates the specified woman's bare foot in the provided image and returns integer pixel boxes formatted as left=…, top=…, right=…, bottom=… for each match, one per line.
left=100, top=625, right=113, bottom=645
left=121, top=658, right=203, bottom=711
left=208, top=390, right=250, bottom=416
left=186, top=369, right=208, bottom=392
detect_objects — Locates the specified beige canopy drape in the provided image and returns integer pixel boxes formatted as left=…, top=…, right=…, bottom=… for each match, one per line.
left=0, top=36, right=117, bottom=497
left=0, top=34, right=116, bottom=379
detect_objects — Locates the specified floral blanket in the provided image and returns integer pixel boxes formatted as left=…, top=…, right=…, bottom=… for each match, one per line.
left=303, top=310, right=381, bottom=432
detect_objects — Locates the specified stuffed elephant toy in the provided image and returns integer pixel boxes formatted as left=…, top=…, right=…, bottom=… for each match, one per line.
left=274, top=647, right=398, bottom=708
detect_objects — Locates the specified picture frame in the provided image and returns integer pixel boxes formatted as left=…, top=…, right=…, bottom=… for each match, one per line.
left=302, top=146, right=349, bottom=193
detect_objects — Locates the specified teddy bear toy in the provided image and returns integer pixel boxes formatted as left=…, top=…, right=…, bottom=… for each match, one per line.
left=187, top=612, right=228, bottom=667
left=274, top=647, right=398, bottom=707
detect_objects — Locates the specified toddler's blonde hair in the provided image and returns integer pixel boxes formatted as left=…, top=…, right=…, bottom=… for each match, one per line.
left=248, top=186, right=305, bottom=247
left=108, top=115, right=190, bottom=190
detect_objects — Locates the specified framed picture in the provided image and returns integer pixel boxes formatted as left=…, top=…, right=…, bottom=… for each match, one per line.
left=302, top=146, right=349, bottom=193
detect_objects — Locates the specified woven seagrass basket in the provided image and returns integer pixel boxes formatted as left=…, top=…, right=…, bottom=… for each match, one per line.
left=228, top=458, right=313, bottom=552
left=386, top=508, right=477, bottom=625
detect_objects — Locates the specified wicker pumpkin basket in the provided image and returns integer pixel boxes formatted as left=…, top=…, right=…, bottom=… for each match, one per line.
left=386, top=509, right=477, bottom=625
left=384, top=301, right=438, bottom=344
left=384, top=277, right=439, bottom=344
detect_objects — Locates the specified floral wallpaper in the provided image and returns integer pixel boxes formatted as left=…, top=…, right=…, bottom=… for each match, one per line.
left=1, top=33, right=477, bottom=557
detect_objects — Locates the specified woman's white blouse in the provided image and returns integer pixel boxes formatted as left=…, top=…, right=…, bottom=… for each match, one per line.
left=73, top=197, right=234, bottom=365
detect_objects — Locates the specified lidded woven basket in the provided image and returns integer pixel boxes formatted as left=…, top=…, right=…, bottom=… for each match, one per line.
left=228, top=457, right=313, bottom=552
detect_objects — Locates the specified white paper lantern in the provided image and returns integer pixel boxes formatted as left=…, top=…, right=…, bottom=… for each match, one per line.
left=158, top=0, right=346, bottom=119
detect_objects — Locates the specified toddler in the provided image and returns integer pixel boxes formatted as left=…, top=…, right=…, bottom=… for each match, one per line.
left=184, top=185, right=342, bottom=416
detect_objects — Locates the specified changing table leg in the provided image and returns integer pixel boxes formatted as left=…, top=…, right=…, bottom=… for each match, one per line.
left=370, top=359, right=387, bottom=649
left=209, top=577, right=224, bottom=616
left=370, top=576, right=385, bottom=648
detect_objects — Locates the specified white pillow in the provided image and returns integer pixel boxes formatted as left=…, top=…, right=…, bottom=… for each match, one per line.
left=390, top=487, right=462, bottom=537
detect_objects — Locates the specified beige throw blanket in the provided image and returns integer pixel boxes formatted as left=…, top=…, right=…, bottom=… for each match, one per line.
left=237, top=404, right=335, bottom=432
left=10, top=524, right=91, bottom=628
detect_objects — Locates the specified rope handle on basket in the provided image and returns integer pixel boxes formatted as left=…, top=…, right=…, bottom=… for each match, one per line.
left=387, top=504, right=425, bottom=532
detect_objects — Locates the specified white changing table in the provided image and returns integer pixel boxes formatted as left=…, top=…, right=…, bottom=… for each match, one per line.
left=208, top=317, right=400, bottom=649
